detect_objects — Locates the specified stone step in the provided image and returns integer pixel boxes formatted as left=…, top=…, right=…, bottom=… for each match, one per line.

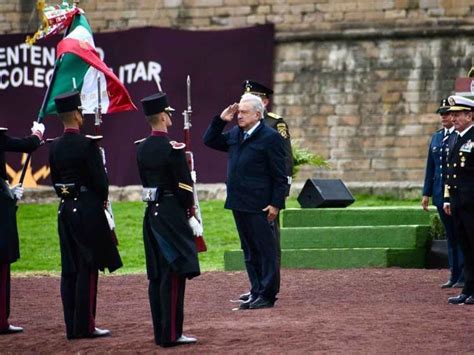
left=282, top=207, right=432, bottom=228
left=224, top=248, right=426, bottom=271
left=280, top=225, right=430, bottom=249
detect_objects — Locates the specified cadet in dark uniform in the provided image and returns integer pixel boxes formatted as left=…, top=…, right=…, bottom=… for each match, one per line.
left=422, top=98, right=464, bottom=288
left=239, top=80, right=293, bottom=302
left=443, top=95, right=474, bottom=305
left=204, top=93, right=287, bottom=310
left=0, top=123, right=44, bottom=334
left=136, top=93, right=200, bottom=347
left=48, top=91, right=122, bottom=339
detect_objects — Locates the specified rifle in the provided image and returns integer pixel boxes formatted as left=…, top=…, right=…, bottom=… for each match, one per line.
left=95, top=76, right=119, bottom=245
left=183, top=75, right=207, bottom=252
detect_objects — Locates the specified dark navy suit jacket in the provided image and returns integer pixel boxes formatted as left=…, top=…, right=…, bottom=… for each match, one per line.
left=203, top=116, right=287, bottom=213
left=422, top=128, right=456, bottom=207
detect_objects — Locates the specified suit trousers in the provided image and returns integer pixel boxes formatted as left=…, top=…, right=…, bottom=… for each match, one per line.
left=0, top=263, right=10, bottom=331
left=233, top=210, right=278, bottom=301
left=145, top=225, right=186, bottom=346
left=436, top=205, right=464, bottom=283
left=451, top=192, right=474, bottom=295
left=61, top=265, right=98, bottom=339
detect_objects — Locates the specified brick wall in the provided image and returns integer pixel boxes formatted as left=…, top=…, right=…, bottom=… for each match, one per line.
left=3, top=0, right=474, bottom=184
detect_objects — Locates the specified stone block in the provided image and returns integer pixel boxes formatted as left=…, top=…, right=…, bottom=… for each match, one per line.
left=182, top=7, right=216, bottom=17
left=376, top=0, right=396, bottom=10
left=383, top=92, right=402, bottom=103
left=247, top=15, right=266, bottom=24
left=275, top=72, right=295, bottom=82
left=385, top=9, right=407, bottom=18
left=256, top=5, right=271, bottom=14
left=290, top=4, right=316, bottom=14
left=420, top=0, right=439, bottom=8
left=183, top=0, right=223, bottom=6
left=164, top=0, right=182, bottom=7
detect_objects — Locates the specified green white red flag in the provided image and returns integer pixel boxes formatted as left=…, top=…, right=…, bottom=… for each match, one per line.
left=41, top=12, right=136, bottom=117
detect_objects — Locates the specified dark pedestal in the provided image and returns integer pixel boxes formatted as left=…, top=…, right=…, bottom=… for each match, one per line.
left=426, top=239, right=449, bottom=269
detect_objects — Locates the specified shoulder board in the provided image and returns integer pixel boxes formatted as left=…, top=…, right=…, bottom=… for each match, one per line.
left=169, top=140, right=186, bottom=150
left=267, top=112, right=282, bottom=120
left=0, top=127, right=8, bottom=132
left=436, top=128, right=443, bottom=133
left=134, top=138, right=146, bottom=145
left=85, top=135, right=103, bottom=141
left=46, top=137, right=58, bottom=143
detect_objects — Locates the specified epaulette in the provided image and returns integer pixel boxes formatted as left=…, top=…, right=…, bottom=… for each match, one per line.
left=267, top=112, right=282, bottom=120
left=85, top=135, right=103, bottom=141
left=134, top=138, right=146, bottom=145
left=436, top=128, right=443, bottom=133
left=0, top=127, right=8, bottom=132
left=169, top=140, right=186, bottom=150
left=46, top=137, right=58, bottom=143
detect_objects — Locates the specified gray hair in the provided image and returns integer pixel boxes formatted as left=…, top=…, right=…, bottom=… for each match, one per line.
left=240, top=93, right=264, bottom=117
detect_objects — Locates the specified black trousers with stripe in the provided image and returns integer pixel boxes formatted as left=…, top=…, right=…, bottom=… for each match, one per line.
left=60, top=264, right=98, bottom=339
left=0, top=263, right=10, bottom=331
left=146, top=232, right=186, bottom=347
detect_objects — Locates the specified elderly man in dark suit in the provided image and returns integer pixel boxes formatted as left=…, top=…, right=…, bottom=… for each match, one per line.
left=422, top=98, right=464, bottom=288
left=0, top=123, right=44, bottom=334
left=204, top=93, right=287, bottom=310
left=238, top=80, right=293, bottom=303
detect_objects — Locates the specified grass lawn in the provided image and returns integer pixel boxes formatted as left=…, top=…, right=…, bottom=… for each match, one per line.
left=13, top=195, right=419, bottom=274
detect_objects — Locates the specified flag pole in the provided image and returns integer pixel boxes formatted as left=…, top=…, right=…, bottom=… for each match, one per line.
left=18, top=2, right=79, bottom=186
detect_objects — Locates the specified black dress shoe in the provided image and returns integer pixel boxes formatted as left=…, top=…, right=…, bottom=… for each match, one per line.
left=175, top=335, right=197, bottom=344
left=448, top=293, right=469, bottom=304
left=249, top=296, right=274, bottom=309
left=239, top=291, right=251, bottom=302
left=440, top=280, right=454, bottom=289
left=465, top=296, right=474, bottom=305
left=0, top=325, right=23, bottom=335
left=159, top=335, right=197, bottom=347
left=91, top=327, right=111, bottom=337
left=453, top=282, right=465, bottom=288
left=238, top=295, right=256, bottom=310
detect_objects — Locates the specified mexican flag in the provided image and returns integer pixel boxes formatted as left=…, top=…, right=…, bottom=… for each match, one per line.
left=42, top=13, right=136, bottom=117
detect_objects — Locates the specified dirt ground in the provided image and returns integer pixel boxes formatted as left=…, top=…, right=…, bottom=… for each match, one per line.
left=1, top=269, right=473, bottom=354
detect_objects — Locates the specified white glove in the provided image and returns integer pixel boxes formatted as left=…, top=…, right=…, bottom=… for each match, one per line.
left=104, top=208, right=115, bottom=230
left=188, top=216, right=203, bottom=236
left=190, top=170, right=197, bottom=183
left=99, top=147, right=107, bottom=165
left=31, top=121, right=45, bottom=135
left=11, top=184, right=24, bottom=200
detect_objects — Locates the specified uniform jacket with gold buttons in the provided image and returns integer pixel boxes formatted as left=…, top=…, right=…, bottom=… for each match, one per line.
left=445, top=126, right=474, bottom=202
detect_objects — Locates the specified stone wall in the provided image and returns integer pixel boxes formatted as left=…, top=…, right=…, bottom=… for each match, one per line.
left=2, top=0, right=474, bottom=186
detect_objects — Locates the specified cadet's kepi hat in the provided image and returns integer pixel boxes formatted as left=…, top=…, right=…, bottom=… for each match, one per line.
left=436, top=98, right=451, bottom=114
left=242, top=80, right=273, bottom=97
left=54, top=91, right=83, bottom=113
left=141, top=93, right=175, bottom=116
left=447, top=95, right=474, bottom=112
